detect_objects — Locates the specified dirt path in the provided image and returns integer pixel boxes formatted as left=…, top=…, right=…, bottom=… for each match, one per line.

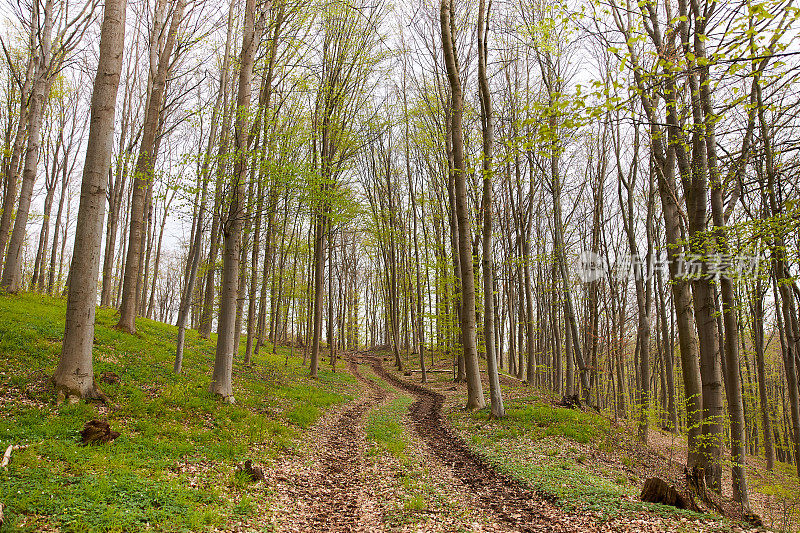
left=272, top=359, right=386, bottom=532
left=268, top=351, right=755, bottom=532
left=358, top=352, right=589, bottom=533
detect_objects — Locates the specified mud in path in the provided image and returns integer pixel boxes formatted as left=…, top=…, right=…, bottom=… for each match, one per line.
left=274, top=358, right=387, bottom=533
left=359, top=352, right=585, bottom=533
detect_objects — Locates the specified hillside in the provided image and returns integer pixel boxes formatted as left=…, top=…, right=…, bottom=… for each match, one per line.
left=0, top=294, right=357, bottom=531
left=1, top=295, right=796, bottom=532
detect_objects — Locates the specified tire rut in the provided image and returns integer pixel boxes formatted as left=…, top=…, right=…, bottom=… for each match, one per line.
left=359, top=352, right=577, bottom=533
left=289, top=358, right=386, bottom=532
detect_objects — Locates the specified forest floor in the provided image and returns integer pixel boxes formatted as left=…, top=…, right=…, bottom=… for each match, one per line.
left=268, top=351, right=771, bottom=533
left=0, top=293, right=797, bottom=532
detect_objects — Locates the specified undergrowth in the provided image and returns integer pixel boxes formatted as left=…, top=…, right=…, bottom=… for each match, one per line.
left=450, top=399, right=718, bottom=522
left=0, top=293, right=356, bottom=532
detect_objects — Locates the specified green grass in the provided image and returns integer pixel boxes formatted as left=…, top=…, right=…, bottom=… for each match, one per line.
left=364, top=393, right=441, bottom=525
left=451, top=401, right=716, bottom=522
left=365, top=395, right=413, bottom=458
left=0, top=293, right=357, bottom=532
left=471, top=399, right=610, bottom=444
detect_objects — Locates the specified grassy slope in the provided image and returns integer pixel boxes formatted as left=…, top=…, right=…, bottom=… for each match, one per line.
left=402, top=350, right=795, bottom=528
left=0, top=293, right=357, bottom=533
left=449, top=393, right=716, bottom=520
left=391, top=353, right=728, bottom=523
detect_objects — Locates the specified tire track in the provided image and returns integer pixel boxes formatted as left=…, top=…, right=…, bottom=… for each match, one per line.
left=286, top=358, right=386, bottom=532
left=359, top=352, right=581, bottom=533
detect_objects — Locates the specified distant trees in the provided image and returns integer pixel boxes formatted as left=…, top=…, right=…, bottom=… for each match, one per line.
left=1, top=0, right=95, bottom=293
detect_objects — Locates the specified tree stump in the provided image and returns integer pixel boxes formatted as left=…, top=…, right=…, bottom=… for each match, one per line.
left=239, top=459, right=265, bottom=482
left=80, top=420, right=120, bottom=445
left=640, top=477, right=698, bottom=511
left=685, top=465, right=725, bottom=515
left=557, top=394, right=582, bottom=409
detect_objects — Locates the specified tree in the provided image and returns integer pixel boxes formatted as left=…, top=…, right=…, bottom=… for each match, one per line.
left=209, top=0, right=266, bottom=401
left=477, top=0, right=504, bottom=418
left=116, top=0, right=187, bottom=334
left=1, top=0, right=95, bottom=292
left=53, top=0, right=127, bottom=400
left=440, top=0, right=485, bottom=410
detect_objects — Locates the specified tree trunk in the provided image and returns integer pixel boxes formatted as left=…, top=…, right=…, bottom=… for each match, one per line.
left=441, top=0, right=485, bottom=410
left=53, top=0, right=126, bottom=399
left=2, top=0, right=54, bottom=292
left=477, top=0, right=503, bottom=418
left=47, top=153, right=71, bottom=295
left=116, top=0, right=184, bottom=333
left=210, top=0, right=263, bottom=400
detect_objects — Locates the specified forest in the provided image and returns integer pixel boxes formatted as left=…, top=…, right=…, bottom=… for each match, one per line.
left=0, top=0, right=799, bottom=530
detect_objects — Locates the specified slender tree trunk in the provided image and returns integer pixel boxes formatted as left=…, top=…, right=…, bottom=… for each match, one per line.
left=146, top=188, right=174, bottom=318
left=116, top=0, right=185, bottom=333
left=32, top=161, right=58, bottom=292
left=53, top=0, right=126, bottom=399
left=656, top=266, right=679, bottom=431
left=477, top=0, right=503, bottom=417
left=210, top=0, right=263, bottom=400
left=441, top=0, right=485, bottom=409
left=2, top=0, right=54, bottom=292
left=752, top=282, right=775, bottom=469
left=47, top=155, right=70, bottom=295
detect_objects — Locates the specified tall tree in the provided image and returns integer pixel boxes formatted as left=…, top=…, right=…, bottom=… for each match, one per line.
left=53, top=0, right=127, bottom=400
left=209, top=0, right=265, bottom=400
left=477, top=0, right=504, bottom=418
left=440, top=0, right=485, bottom=409
left=116, top=0, right=186, bottom=333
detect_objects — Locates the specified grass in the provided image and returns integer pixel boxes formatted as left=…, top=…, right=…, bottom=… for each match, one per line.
left=0, top=293, right=357, bottom=532
left=365, top=395, right=413, bottom=458
left=362, top=384, right=444, bottom=526
left=472, top=397, right=609, bottom=444
left=450, top=398, right=717, bottom=522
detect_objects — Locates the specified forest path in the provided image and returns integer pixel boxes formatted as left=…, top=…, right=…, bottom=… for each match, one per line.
left=270, top=359, right=387, bottom=532
left=270, top=352, right=598, bottom=532
left=357, top=352, right=593, bottom=532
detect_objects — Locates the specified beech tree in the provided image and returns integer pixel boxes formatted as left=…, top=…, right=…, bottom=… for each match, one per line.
left=209, top=0, right=265, bottom=401
left=116, top=0, right=187, bottom=334
left=53, top=0, right=126, bottom=400
left=1, top=0, right=95, bottom=293
left=0, top=0, right=797, bottom=503
left=441, top=0, right=485, bottom=410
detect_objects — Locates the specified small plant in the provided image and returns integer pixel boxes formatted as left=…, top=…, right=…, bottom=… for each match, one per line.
left=404, top=495, right=426, bottom=511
